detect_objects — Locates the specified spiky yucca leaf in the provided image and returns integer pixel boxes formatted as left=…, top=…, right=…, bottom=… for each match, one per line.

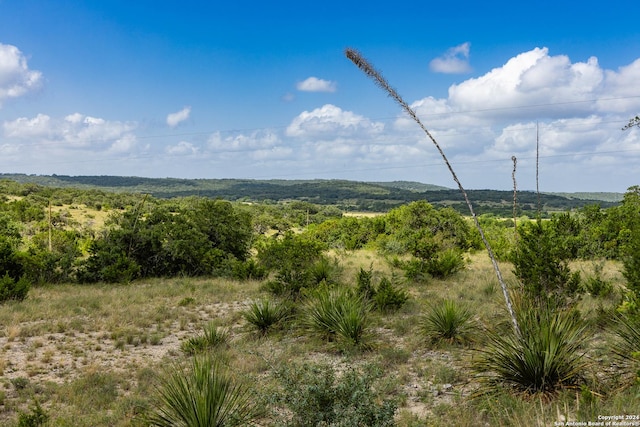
left=302, top=286, right=372, bottom=348
left=612, top=313, right=640, bottom=379
left=148, top=356, right=257, bottom=427
left=422, top=300, right=475, bottom=345
left=243, top=298, right=291, bottom=335
left=474, top=304, right=587, bottom=396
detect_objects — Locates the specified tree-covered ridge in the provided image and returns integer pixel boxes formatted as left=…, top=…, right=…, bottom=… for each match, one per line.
left=0, top=174, right=620, bottom=215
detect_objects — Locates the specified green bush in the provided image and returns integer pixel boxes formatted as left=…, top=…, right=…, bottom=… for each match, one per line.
left=356, top=265, right=375, bottom=300
left=0, top=273, right=30, bottom=303
left=272, top=362, right=396, bottom=427
left=230, top=258, right=267, bottom=280
left=584, top=263, right=613, bottom=298
left=373, top=276, right=409, bottom=312
left=512, top=220, right=582, bottom=307
left=425, top=248, right=465, bottom=279
left=17, top=399, right=49, bottom=427
left=263, top=268, right=313, bottom=299
left=181, top=324, right=229, bottom=355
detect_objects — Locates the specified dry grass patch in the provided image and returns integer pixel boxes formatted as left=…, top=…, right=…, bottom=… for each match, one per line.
left=0, top=251, right=634, bottom=426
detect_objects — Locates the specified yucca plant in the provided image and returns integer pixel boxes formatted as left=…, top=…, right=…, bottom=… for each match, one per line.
left=181, top=323, right=229, bottom=355
left=242, top=298, right=292, bottom=335
left=421, top=299, right=475, bottom=345
left=473, top=302, right=588, bottom=397
left=148, top=356, right=257, bottom=427
left=302, top=286, right=372, bottom=349
left=612, top=313, right=640, bottom=382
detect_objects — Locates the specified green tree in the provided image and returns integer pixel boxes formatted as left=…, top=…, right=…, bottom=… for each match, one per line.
left=619, top=186, right=640, bottom=298
left=78, top=198, right=254, bottom=282
left=512, top=220, right=581, bottom=307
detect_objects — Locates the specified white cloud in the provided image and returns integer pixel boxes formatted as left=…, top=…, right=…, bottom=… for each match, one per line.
left=3, top=113, right=137, bottom=148
left=107, top=134, right=139, bottom=154
left=446, top=48, right=617, bottom=120
left=3, top=113, right=52, bottom=138
left=429, top=42, right=472, bottom=74
left=296, top=77, right=337, bottom=93
left=0, top=43, right=43, bottom=107
left=166, top=106, right=191, bottom=127
left=166, top=141, right=199, bottom=155
left=286, top=104, right=384, bottom=138
left=206, top=129, right=290, bottom=162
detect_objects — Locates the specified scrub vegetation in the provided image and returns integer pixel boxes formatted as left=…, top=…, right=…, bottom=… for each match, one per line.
left=0, top=178, right=639, bottom=426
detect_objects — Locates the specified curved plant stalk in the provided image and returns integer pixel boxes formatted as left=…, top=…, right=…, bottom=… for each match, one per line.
left=512, top=156, right=518, bottom=237
left=345, top=48, right=520, bottom=337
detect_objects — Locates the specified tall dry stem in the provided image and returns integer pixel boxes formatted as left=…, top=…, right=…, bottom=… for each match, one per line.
left=512, top=156, right=518, bottom=237
left=345, top=48, right=520, bottom=336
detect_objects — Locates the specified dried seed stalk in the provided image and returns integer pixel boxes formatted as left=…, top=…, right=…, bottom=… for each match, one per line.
left=345, top=48, right=520, bottom=336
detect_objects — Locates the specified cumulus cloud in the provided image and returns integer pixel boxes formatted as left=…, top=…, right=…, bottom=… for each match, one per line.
left=430, top=43, right=472, bottom=74
left=296, top=77, right=337, bottom=93
left=3, top=113, right=137, bottom=148
left=0, top=43, right=43, bottom=107
left=166, top=106, right=191, bottom=127
left=208, top=129, right=279, bottom=151
left=446, top=48, right=615, bottom=120
left=286, top=104, right=383, bottom=138
left=166, top=141, right=199, bottom=156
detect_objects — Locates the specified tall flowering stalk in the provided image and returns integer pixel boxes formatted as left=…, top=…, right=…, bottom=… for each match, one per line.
left=345, top=48, right=520, bottom=336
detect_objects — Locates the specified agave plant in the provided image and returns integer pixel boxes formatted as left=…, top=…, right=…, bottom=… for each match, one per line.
left=148, top=356, right=257, bottom=427
left=422, top=299, right=475, bottom=345
left=302, top=286, right=372, bottom=349
left=473, top=302, right=588, bottom=397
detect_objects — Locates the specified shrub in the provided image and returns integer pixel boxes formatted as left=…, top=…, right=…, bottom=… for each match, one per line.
left=17, top=399, right=49, bottom=427
left=356, top=267, right=408, bottom=312
left=473, top=302, right=588, bottom=397
left=373, top=276, right=409, bottom=312
left=181, top=324, right=229, bottom=355
left=356, top=265, right=375, bottom=300
left=421, top=300, right=475, bottom=345
left=263, top=268, right=313, bottom=299
left=243, top=298, right=292, bottom=335
left=230, top=258, right=267, bottom=281
left=584, top=262, right=613, bottom=298
left=272, top=362, right=396, bottom=427
left=302, top=286, right=372, bottom=349
left=512, top=220, right=582, bottom=307
left=0, top=273, right=30, bottom=303
left=401, top=249, right=465, bottom=281
left=148, top=356, right=257, bottom=427
left=425, top=248, right=466, bottom=279
left=308, top=257, right=342, bottom=286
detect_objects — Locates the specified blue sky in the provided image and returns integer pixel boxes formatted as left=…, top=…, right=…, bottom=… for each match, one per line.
left=1, top=0, right=639, bottom=192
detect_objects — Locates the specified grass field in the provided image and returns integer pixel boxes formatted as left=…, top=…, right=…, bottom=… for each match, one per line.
left=0, top=250, right=636, bottom=426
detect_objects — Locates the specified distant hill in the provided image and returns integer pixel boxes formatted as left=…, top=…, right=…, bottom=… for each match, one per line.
left=370, top=181, right=450, bottom=192
left=549, top=192, right=624, bottom=203
left=0, top=174, right=622, bottom=215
